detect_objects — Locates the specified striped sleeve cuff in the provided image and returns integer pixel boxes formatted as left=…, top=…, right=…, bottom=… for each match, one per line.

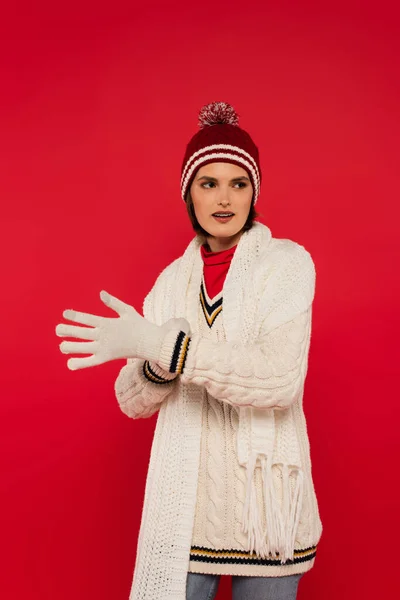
left=142, top=360, right=178, bottom=384
left=158, top=330, right=191, bottom=374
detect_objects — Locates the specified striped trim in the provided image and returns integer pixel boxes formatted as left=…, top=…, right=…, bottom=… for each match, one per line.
left=181, top=144, right=260, bottom=200
left=169, top=331, right=191, bottom=374
left=142, top=361, right=176, bottom=384
left=199, top=282, right=222, bottom=328
left=189, top=545, right=317, bottom=567
left=181, top=144, right=260, bottom=187
left=182, top=152, right=259, bottom=201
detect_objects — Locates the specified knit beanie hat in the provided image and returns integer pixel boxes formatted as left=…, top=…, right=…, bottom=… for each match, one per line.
left=180, top=101, right=262, bottom=204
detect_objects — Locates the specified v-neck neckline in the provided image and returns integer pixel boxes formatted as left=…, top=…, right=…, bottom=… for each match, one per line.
left=201, top=271, right=223, bottom=305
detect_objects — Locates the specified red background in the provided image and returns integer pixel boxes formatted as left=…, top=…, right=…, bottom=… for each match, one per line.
left=1, top=2, right=399, bottom=598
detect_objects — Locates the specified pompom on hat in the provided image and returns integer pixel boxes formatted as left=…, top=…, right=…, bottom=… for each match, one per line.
left=180, top=101, right=262, bottom=204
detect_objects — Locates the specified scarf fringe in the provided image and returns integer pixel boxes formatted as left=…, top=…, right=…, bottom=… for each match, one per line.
left=241, top=453, right=304, bottom=563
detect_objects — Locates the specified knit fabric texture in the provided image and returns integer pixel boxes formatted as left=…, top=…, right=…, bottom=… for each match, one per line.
left=180, top=101, right=262, bottom=203
left=141, top=243, right=236, bottom=379
left=114, top=222, right=323, bottom=599
left=187, top=248, right=317, bottom=576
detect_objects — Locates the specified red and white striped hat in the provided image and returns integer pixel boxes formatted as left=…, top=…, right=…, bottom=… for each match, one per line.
left=180, top=101, right=262, bottom=204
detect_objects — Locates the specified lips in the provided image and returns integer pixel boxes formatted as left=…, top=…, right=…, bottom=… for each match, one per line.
left=212, top=213, right=234, bottom=223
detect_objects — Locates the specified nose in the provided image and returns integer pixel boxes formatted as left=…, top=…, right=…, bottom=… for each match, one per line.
left=218, top=187, right=231, bottom=205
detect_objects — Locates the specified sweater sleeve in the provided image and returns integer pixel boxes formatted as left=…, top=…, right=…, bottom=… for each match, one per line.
left=114, top=357, right=178, bottom=419
left=176, top=247, right=316, bottom=410
left=179, top=307, right=312, bottom=410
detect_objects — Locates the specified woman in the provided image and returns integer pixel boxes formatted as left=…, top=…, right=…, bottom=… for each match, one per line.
left=56, top=101, right=323, bottom=600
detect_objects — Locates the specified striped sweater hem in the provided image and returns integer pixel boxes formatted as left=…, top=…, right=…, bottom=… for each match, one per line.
left=188, top=544, right=318, bottom=577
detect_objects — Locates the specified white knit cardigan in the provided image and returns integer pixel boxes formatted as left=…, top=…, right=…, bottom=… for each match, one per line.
left=115, top=222, right=323, bottom=599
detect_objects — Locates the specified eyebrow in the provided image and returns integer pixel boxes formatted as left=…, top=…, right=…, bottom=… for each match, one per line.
left=196, top=175, right=250, bottom=182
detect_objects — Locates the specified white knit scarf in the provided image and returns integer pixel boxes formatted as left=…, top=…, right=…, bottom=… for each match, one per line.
left=130, top=222, right=314, bottom=599
left=174, top=222, right=307, bottom=562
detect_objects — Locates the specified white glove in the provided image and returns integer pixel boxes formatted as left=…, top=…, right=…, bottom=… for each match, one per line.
left=56, top=290, right=190, bottom=371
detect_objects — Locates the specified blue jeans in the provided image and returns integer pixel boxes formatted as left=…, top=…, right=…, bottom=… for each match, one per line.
left=186, top=572, right=304, bottom=600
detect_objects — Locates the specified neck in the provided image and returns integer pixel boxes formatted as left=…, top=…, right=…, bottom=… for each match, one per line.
left=205, top=231, right=243, bottom=252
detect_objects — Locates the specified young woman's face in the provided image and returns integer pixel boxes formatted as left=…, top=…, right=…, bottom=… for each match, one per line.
left=190, top=162, right=253, bottom=251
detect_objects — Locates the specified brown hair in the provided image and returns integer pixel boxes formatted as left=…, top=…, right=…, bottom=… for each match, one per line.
left=185, top=189, right=260, bottom=239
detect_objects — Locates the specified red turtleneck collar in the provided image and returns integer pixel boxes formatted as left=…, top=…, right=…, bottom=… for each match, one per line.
left=200, top=243, right=237, bottom=298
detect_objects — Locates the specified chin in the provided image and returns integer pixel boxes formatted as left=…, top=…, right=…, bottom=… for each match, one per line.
left=206, top=223, right=244, bottom=239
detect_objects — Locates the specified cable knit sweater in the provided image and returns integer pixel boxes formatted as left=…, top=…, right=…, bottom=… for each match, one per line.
left=189, top=246, right=317, bottom=576
left=114, top=222, right=323, bottom=599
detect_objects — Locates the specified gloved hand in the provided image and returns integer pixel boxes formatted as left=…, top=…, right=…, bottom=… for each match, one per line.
left=55, top=290, right=190, bottom=371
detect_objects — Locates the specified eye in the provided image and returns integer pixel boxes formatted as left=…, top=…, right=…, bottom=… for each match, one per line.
left=201, top=182, right=216, bottom=188
left=234, top=182, right=247, bottom=188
